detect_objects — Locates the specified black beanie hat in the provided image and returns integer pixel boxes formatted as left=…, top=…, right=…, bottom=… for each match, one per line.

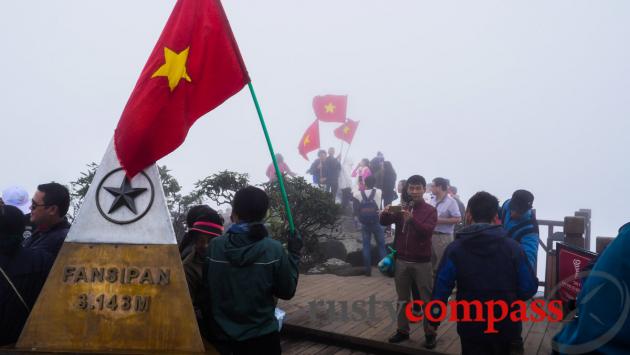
left=232, top=186, right=269, bottom=222
left=511, top=190, right=534, bottom=214
left=0, top=205, right=25, bottom=238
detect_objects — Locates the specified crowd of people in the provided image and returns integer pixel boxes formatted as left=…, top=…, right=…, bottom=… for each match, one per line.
left=266, top=149, right=628, bottom=354
left=0, top=182, right=301, bottom=354
left=1, top=159, right=628, bottom=354
left=376, top=174, right=546, bottom=354
left=0, top=183, right=70, bottom=346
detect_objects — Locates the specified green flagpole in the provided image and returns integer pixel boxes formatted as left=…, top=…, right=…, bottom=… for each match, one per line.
left=247, top=82, right=295, bottom=233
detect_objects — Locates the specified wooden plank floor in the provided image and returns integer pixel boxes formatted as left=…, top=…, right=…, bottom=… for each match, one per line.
left=278, top=270, right=562, bottom=355
left=282, top=336, right=375, bottom=355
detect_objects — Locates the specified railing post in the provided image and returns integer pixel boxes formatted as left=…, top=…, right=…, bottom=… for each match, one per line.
left=575, top=209, right=591, bottom=251
left=564, top=216, right=586, bottom=249
left=544, top=250, right=557, bottom=299
left=596, top=236, right=614, bottom=254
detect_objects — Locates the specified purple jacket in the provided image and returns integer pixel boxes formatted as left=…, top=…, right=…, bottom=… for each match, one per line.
left=380, top=201, right=437, bottom=262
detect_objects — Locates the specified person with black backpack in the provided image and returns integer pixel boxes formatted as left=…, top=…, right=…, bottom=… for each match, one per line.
left=500, top=189, right=539, bottom=274
left=352, top=175, right=385, bottom=276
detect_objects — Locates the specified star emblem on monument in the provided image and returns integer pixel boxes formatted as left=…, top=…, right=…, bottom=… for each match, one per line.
left=103, top=176, right=148, bottom=214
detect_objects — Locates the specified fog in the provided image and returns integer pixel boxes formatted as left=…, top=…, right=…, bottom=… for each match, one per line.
left=1, top=0, right=629, bottom=244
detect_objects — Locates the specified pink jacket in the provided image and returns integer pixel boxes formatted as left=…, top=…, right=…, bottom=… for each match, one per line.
left=351, top=166, right=372, bottom=190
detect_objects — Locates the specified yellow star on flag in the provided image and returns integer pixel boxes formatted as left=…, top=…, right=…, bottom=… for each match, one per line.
left=324, top=102, right=336, bottom=113
left=303, top=135, right=311, bottom=146
left=343, top=126, right=350, bottom=135
left=151, top=47, right=192, bottom=91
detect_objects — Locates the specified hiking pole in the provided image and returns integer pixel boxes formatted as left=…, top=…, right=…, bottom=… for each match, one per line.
left=247, top=82, right=295, bottom=233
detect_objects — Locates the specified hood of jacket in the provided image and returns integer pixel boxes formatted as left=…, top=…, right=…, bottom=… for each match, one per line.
left=223, top=223, right=268, bottom=267
left=455, top=223, right=506, bottom=257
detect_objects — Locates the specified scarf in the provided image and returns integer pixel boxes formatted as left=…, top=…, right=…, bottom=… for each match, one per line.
left=227, top=222, right=250, bottom=235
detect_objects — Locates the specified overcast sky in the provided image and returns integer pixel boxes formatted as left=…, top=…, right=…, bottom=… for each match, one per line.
left=1, top=1, right=629, bottom=244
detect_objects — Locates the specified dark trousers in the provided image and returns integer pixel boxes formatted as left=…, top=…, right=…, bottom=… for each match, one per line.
left=361, top=223, right=386, bottom=274
left=460, top=338, right=523, bottom=355
left=326, top=182, right=338, bottom=199
left=213, top=331, right=281, bottom=355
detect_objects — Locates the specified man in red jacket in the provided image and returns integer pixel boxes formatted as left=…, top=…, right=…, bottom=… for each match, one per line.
left=380, top=175, right=438, bottom=348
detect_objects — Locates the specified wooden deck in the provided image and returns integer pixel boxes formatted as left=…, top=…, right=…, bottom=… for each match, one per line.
left=279, top=270, right=563, bottom=355
left=281, top=336, right=374, bottom=355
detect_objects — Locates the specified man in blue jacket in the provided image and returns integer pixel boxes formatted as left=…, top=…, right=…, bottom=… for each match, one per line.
left=207, top=186, right=301, bottom=355
left=0, top=205, right=53, bottom=346
left=501, top=189, right=539, bottom=274
left=22, top=182, right=71, bottom=260
left=429, top=191, right=538, bottom=354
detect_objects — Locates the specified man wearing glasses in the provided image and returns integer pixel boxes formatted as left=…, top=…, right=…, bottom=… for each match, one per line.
left=22, top=182, right=71, bottom=259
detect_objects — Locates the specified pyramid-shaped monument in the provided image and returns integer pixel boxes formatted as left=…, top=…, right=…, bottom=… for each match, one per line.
left=17, top=141, right=205, bottom=353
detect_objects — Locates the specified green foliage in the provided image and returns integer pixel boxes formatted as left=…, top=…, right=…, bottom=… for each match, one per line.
left=158, top=165, right=189, bottom=240
left=69, top=162, right=98, bottom=221
left=194, top=170, right=250, bottom=207
left=69, top=165, right=341, bottom=262
left=158, top=165, right=182, bottom=212
left=263, top=176, right=341, bottom=266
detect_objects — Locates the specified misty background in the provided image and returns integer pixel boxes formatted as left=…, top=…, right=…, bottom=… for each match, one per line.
left=1, top=0, right=629, bottom=249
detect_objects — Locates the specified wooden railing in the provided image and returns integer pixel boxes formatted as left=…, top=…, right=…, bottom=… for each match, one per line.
left=537, top=219, right=564, bottom=253
left=536, top=209, right=592, bottom=295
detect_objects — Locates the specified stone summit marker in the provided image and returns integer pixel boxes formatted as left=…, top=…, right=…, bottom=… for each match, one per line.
left=16, top=142, right=205, bottom=353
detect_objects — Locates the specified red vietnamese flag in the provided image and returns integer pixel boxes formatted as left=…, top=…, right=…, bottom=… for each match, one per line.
left=333, top=119, right=359, bottom=144
left=312, top=95, right=347, bottom=122
left=115, top=0, right=250, bottom=178
left=297, top=120, right=320, bottom=160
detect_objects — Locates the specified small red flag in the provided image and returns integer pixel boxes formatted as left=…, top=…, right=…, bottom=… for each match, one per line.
left=312, top=95, right=347, bottom=123
left=298, top=120, right=320, bottom=160
left=333, top=119, right=359, bottom=144
left=115, top=0, right=250, bottom=178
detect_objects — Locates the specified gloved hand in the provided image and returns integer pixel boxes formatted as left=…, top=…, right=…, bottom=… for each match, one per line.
left=287, top=230, right=303, bottom=256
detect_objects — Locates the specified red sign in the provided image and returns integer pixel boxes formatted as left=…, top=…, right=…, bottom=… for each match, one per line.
left=556, top=243, right=597, bottom=302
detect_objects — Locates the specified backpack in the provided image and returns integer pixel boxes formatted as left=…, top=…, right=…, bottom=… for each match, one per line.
left=501, top=202, right=540, bottom=243
left=358, top=189, right=380, bottom=225
left=508, top=209, right=540, bottom=243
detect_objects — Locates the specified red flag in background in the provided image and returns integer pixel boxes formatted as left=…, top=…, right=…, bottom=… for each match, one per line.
left=298, top=120, right=320, bottom=160
left=312, top=95, right=347, bottom=122
left=115, top=0, right=250, bottom=178
left=333, top=119, right=359, bottom=144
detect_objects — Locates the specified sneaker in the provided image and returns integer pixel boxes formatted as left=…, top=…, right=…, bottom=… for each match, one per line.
left=423, top=334, right=437, bottom=349
left=388, top=331, right=409, bottom=343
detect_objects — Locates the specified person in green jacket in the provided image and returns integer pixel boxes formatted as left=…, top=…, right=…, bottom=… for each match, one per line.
left=207, top=186, right=301, bottom=355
